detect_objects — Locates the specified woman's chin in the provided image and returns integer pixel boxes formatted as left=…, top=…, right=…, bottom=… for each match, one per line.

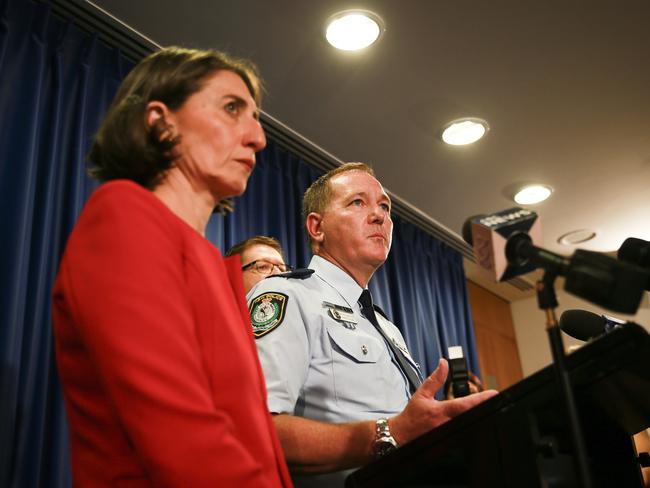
left=212, top=180, right=248, bottom=202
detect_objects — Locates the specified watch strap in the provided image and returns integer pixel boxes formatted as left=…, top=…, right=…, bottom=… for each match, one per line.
left=373, top=418, right=398, bottom=458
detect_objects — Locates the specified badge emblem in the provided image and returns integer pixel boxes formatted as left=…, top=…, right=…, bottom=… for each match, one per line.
left=249, top=292, right=288, bottom=338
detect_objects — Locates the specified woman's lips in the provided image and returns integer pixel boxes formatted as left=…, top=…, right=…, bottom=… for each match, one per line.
left=236, top=158, right=255, bottom=170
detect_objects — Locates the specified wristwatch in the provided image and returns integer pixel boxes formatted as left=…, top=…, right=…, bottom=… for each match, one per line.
left=373, top=418, right=398, bottom=458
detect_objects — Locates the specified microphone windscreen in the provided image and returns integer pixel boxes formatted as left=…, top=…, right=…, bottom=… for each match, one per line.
left=618, top=237, right=650, bottom=268
left=559, top=309, right=606, bottom=341
left=463, top=208, right=542, bottom=282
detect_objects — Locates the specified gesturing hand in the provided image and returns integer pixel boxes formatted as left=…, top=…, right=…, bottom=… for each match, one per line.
left=389, top=358, right=498, bottom=445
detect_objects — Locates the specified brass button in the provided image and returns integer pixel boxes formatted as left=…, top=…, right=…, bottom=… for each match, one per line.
left=361, top=345, right=368, bottom=355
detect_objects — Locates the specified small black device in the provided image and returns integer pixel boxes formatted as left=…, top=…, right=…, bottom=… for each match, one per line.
left=448, top=346, right=470, bottom=398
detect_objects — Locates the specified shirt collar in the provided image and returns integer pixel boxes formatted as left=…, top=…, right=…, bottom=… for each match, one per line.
left=309, top=255, right=365, bottom=309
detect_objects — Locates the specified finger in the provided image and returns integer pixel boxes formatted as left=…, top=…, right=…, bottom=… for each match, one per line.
left=443, top=389, right=498, bottom=417
left=416, top=358, right=448, bottom=397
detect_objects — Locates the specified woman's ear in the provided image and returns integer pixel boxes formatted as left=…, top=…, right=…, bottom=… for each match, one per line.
left=144, top=101, right=174, bottom=141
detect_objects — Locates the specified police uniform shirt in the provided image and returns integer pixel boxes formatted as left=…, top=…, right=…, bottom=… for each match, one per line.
left=248, top=255, right=421, bottom=424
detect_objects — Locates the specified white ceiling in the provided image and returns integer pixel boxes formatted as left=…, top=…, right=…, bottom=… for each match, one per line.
left=89, top=0, right=650, bottom=299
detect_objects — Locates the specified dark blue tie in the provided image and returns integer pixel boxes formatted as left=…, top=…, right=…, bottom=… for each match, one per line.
left=358, top=289, right=422, bottom=394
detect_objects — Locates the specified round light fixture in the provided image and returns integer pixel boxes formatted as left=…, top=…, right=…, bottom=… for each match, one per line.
left=513, top=184, right=553, bottom=205
left=441, top=118, right=489, bottom=146
left=325, top=10, right=384, bottom=51
left=557, top=229, right=597, bottom=246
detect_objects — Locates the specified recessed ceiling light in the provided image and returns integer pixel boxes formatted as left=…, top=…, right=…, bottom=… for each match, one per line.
left=325, top=10, right=384, bottom=51
left=557, top=229, right=597, bottom=245
left=441, top=118, right=489, bottom=145
left=513, top=184, right=553, bottom=205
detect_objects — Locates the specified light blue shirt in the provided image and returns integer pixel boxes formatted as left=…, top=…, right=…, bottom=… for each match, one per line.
left=248, top=255, right=421, bottom=488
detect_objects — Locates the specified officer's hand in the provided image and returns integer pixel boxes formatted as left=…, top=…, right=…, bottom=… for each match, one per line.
left=389, top=358, right=498, bottom=445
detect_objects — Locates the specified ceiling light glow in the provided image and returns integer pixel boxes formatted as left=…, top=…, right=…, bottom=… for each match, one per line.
left=325, top=11, right=383, bottom=51
left=514, top=184, right=553, bottom=205
left=441, top=118, right=488, bottom=145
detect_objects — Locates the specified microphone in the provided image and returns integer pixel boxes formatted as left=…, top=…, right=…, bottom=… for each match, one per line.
left=559, top=309, right=625, bottom=341
left=618, top=237, right=650, bottom=289
left=463, top=208, right=649, bottom=314
left=462, top=207, right=543, bottom=281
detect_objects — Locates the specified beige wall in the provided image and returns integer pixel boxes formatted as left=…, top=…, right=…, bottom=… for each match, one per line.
left=511, top=290, right=650, bottom=377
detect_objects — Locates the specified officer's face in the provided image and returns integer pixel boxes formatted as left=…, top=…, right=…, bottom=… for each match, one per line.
left=318, top=170, right=393, bottom=279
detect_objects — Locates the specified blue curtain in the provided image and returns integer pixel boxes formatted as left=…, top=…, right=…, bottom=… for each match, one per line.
left=370, top=220, right=479, bottom=378
left=0, top=0, right=478, bottom=486
left=208, top=142, right=321, bottom=269
left=0, top=1, right=134, bottom=487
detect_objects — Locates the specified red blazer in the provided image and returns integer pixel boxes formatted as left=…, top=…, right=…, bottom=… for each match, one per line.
left=53, top=180, right=292, bottom=487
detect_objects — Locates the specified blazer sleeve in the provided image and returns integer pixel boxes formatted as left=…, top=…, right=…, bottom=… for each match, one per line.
left=55, top=183, right=278, bottom=487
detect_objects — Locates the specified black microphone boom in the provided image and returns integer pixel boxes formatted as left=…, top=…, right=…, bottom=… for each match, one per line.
left=464, top=210, right=649, bottom=314
left=618, top=237, right=650, bottom=290
left=504, top=232, right=570, bottom=273
left=504, top=231, right=646, bottom=313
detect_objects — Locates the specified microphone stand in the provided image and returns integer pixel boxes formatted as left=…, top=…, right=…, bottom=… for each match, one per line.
left=536, top=270, right=593, bottom=488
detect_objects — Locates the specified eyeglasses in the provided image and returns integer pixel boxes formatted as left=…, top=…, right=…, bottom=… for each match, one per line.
left=241, top=259, right=292, bottom=275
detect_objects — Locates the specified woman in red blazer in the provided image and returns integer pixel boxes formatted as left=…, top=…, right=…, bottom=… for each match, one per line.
left=52, top=47, right=292, bottom=487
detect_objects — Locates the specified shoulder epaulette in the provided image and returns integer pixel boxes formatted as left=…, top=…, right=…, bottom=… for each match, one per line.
left=269, top=268, right=315, bottom=280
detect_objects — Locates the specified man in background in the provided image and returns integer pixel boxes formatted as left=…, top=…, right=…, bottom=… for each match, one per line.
left=226, top=236, right=291, bottom=293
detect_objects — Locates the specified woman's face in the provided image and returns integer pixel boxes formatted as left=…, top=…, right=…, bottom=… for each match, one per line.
left=165, top=70, right=266, bottom=200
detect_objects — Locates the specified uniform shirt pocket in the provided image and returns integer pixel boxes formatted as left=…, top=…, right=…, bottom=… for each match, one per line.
left=323, top=322, right=405, bottom=412
left=326, top=324, right=384, bottom=363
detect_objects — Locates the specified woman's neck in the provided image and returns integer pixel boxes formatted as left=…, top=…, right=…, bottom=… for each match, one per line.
left=153, top=168, right=218, bottom=236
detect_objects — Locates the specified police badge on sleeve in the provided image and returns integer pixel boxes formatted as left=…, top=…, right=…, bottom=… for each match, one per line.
left=249, top=292, right=288, bottom=338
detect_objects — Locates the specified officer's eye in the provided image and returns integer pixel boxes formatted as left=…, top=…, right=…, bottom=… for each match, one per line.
left=379, top=202, right=391, bottom=212
left=350, top=199, right=363, bottom=207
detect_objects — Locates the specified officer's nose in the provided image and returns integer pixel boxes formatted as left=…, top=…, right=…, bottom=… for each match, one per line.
left=368, top=205, right=385, bottom=224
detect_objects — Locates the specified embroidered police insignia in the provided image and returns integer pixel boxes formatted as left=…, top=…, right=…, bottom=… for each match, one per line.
left=249, top=292, right=288, bottom=338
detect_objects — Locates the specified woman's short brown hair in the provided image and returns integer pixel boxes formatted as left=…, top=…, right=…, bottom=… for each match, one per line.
left=88, top=46, right=262, bottom=190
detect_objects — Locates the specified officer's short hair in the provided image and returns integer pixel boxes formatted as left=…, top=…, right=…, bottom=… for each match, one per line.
left=302, top=162, right=375, bottom=249
left=225, top=236, right=285, bottom=261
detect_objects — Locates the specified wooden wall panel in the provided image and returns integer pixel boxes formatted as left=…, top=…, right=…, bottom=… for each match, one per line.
left=467, top=281, right=523, bottom=390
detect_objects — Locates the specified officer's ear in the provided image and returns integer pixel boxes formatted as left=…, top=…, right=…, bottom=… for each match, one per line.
left=305, top=212, right=325, bottom=245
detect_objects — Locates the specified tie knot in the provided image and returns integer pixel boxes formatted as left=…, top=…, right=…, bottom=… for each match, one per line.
left=358, top=289, right=374, bottom=310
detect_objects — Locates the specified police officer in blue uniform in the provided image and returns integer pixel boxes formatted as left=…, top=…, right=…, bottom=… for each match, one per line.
left=248, top=163, right=496, bottom=488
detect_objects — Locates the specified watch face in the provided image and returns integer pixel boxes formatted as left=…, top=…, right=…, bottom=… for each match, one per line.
left=374, top=439, right=397, bottom=457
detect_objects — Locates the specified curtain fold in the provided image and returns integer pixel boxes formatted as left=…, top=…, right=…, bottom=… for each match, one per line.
left=0, top=0, right=479, bottom=485
left=0, top=2, right=133, bottom=486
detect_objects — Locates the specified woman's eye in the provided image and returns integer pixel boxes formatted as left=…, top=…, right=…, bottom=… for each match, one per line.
left=380, top=203, right=391, bottom=212
left=351, top=199, right=363, bottom=206
left=225, top=102, right=238, bottom=114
